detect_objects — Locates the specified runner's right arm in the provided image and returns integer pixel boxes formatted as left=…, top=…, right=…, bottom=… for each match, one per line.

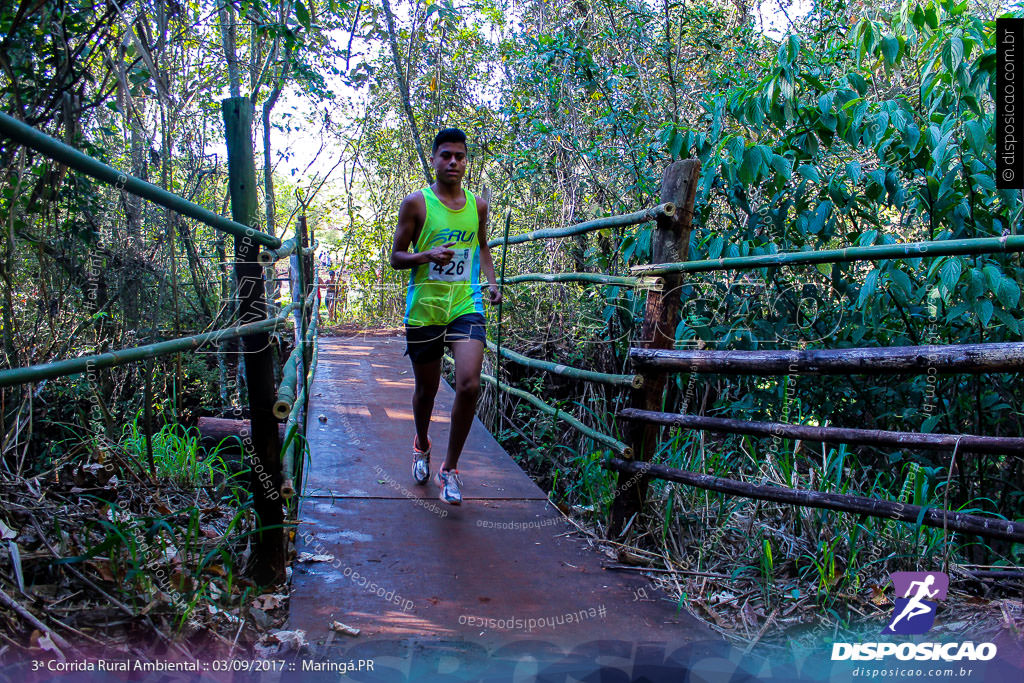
left=390, top=192, right=454, bottom=270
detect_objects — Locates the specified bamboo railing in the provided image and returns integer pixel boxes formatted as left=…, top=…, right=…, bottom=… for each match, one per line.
left=475, top=158, right=1024, bottom=546
left=0, top=108, right=318, bottom=582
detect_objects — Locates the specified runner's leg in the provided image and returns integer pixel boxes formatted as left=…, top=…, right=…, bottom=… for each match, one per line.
left=411, top=358, right=441, bottom=452
left=443, top=337, right=484, bottom=471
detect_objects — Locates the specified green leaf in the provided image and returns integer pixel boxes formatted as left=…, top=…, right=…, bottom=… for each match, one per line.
left=949, top=36, right=964, bottom=71
left=797, top=164, right=820, bottom=182
left=847, top=72, right=868, bottom=95
left=295, top=0, right=311, bottom=28
left=997, top=277, right=1021, bottom=309
left=912, top=6, right=925, bottom=28
left=858, top=269, right=879, bottom=307
left=669, top=129, right=684, bottom=159
left=890, top=268, right=912, bottom=298
left=845, top=161, right=863, bottom=184
left=740, top=146, right=764, bottom=185
left=939, top=257, right=962, bottom=295
left=784, top=34, right=800, bottom=65
left=770, top=153, right=793, bottom=180
left=993, top=308, right=1022, bottom=334
left=983, top=264, right=1002, bottom=294
left=977, top=298, right=994, bottom=326
left=808, top=201, right=832, bottom=234
left=880, top=36, right=900, bottom=66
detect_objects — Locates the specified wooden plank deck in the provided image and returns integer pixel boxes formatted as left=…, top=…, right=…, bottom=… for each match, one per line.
left=284, top=332, right=725, bottom=676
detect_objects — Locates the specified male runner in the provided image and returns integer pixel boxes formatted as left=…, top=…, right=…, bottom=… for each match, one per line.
left=389, top=128, right=501, bottom=505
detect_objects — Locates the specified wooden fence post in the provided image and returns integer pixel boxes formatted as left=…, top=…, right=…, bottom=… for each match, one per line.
left=222, top=96, right=285, bottom=585
left=609, top=159, right=700, bottom=538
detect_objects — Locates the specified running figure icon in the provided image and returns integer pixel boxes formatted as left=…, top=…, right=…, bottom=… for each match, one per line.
left=884, top=571, right=949, bottom=635
left=887, top=575, right=938, bottom=631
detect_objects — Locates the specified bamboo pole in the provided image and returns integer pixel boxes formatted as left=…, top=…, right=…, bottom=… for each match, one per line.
left=500, top=273, right=662, bottom=289
left=487, top=203, right=675, bottom=248
left=279, top=374, right=305, bottom=499
left=259, top=236, right=298, bottom=264
left=486, top=340, right=641, bottom=388
left=496, top=212, right=510, bottom=430
left=631, top=235, right=1024, bottom=275
left=284, top=331, right=319, bottom=498
left=273, top=348, right=302, bottom=419
left=602, top=458, right=1024, bottom=543
left=629, top=342, right=1024, bottom=376
left=298, top=333, right=319, bottom=489
left=446, top=355, right=630, bottom=456
left=273, top=290, right=318, bottom=418
left=276, top=308, right=317, bottom=417
left=0, top=307, right=296, bottom=388
left=618, top=408, right=1024, bottom=455
left=0, top=112, right=280, bottom=248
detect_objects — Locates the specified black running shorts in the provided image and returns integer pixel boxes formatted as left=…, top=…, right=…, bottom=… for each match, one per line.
left=404, top=312, right=486, bottom=364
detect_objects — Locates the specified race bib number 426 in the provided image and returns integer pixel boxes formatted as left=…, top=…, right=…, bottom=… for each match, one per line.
left=428, top=248, right=471, bottom=282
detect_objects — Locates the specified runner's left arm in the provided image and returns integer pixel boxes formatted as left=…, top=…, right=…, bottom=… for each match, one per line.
left=477, top=197, right=502, bottom=305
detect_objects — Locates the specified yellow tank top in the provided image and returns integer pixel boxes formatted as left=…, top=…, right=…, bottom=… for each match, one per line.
left=403, top=187, right=484, bottom=326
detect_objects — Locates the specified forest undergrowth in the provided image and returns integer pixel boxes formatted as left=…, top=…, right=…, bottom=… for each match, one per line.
left=471, top=338, right=1024, bottom=652
left=0, top=414, right=296, bottom=660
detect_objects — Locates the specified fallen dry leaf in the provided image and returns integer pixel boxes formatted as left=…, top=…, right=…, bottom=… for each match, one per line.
left=296, top=551, right=334, bottom=563
left=254, top=629, right=307, bottom=658
left=253, top=593, right=287, bottom=610
left=86, top=559, right=116, bottom=582
left=868, top=584, right=889, bottom=606
left=329, top=620, right=360, bottom=636
left=696, top=599, right=729, bottom=628
left=30, top=630, right=65, bottom=661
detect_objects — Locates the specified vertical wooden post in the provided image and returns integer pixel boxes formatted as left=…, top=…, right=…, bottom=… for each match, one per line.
left=221, top=97, right=285, bottom=585
left=609, top=159, right=700, bottom=538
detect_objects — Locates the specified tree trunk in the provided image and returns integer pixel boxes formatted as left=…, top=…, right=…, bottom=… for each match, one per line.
left=379, top=0, right=432, bottom=185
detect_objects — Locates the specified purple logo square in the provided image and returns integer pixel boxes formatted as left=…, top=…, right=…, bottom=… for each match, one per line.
left=883, top=572, right=949, bottom=635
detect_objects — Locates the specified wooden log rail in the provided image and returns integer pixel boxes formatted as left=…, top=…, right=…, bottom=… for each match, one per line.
left=197, top=417, right=287, bottom=450
left=630, top=342, right=1024, bottom=375
left=602, top=458, right=1024, bottom=544
left=619, top=409, right=1024, bottom=455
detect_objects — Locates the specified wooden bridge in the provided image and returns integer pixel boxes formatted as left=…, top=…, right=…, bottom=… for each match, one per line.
left=282, top=332, right=727, bottom=673
left=3, top=113, right=1024, bottom=678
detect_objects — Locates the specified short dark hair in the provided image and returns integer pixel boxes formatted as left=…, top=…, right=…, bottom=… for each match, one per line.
left=432, top=128, right=467, bottom=154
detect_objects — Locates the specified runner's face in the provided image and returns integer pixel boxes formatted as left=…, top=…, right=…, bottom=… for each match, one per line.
left=431, top=142, right=467, bottom=184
